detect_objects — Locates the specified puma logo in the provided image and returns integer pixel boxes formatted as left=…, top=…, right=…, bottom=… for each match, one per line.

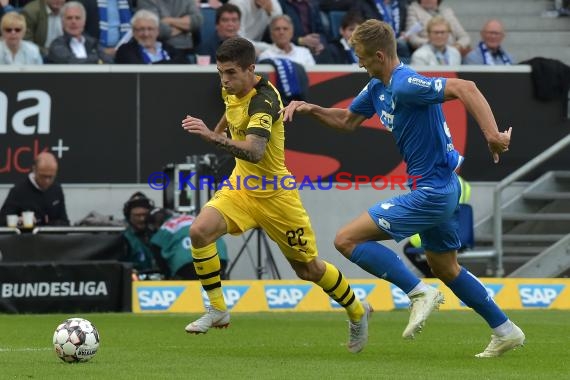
left=264, top=99, right=273, bottom=107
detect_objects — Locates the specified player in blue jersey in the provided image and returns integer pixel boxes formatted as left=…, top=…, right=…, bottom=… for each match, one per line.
left=281, top=19, right=524, bottom=358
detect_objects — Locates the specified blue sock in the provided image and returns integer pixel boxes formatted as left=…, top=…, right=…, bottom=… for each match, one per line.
left=350, top=241, right=420, bottom=293
left=447, top=267, right=508, bottom=328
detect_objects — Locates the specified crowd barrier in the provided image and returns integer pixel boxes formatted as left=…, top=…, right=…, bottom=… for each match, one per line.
left=132, top=278, right=570, bottom=313
left=1, top=65, right=569, bottom=184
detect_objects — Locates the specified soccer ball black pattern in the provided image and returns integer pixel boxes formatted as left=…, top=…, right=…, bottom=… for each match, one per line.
left=53, top=318, right=100, bottom=363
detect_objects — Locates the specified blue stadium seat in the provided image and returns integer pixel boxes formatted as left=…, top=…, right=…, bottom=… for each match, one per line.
left=328, top=11, right=347, bottom=41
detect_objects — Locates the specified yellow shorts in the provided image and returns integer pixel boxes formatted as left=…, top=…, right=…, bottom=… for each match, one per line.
left=204, top=188, right=318, bottom=263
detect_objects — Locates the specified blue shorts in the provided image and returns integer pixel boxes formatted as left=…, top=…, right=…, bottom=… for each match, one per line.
left=368, top=174, right=461, bottom=252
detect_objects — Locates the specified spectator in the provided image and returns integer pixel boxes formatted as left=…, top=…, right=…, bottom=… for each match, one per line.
left=47, top=1, right=112, bottom=64
left=0, top=152, right=69, bottom=226
left=229, top=0, right=281, bottom=43
left=195, top=3, right=241, bottom=63
left=278, top=0, right=326, bottom=57
left=0, top=11, right=43, bottom=64
left=463, top=19, right=514, bottom=65
left=115, top=9, right=186, bottom=64
left=147, top=208, right=230, bottom=280
left=324, top=11, right=362, bottom=64
left=137, top=0, right=203, bottom=63
left=121, top=192, right=157, bottom=273
left=258, top=14, right=315, bottom=66
left=405, top=0, right=470, bottom=55
left=410, top=16, right=460, bottom=66
left=76, top=0, right=135, bottom=59
left=1, top=0, right=17, bottom=21
left=22, top=0, right=65, bottom=57
left=350, top=0, right=412, bottom=63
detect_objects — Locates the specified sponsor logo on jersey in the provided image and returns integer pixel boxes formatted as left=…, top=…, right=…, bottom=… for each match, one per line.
left=264, top=285, right=312, bottom=309
left=137, top=286, right=186, bottom=311
left=407, top=77, right=432, bottom=88
left=519, top=284, right=565, bottom=308
left=435, top=79, right=443, bottom=92
left=378, top=217, right=391, bottom=230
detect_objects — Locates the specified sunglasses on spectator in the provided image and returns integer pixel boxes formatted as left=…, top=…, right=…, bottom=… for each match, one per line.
left=3, top=27, right=23, bottom=33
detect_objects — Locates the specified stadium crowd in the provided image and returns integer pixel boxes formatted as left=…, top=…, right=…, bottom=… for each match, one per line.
left=0, top=0, right=520, bottom=66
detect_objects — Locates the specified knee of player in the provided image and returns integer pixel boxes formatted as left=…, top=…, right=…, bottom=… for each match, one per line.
left=333, top=233, right=353, bottom=258
left=189, top=224, right=211, bottom=248
left=293, top=266, right=320, bottom=282
left=429, top=261, right=461, bottom=283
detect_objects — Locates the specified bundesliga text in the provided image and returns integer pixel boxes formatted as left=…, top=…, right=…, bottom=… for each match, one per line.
left=147, top=171, right=421, bottom=191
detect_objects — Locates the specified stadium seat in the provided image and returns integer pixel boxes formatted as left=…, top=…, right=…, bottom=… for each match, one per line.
left=327, top=11, right=346, bottom=41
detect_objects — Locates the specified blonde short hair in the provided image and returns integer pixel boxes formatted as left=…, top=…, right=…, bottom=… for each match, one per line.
left=1, top=12, right=26, bottom=35
left=427, top=16, right=450, bottom=34
left=350, top=19, right=396, bottom=58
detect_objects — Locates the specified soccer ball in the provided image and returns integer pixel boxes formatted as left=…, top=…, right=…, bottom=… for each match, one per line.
left=53, top=318, right=100, bottom=363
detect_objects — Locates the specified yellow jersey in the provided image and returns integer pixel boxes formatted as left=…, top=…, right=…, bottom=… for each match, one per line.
left=222, top=76, right=292, bottom=197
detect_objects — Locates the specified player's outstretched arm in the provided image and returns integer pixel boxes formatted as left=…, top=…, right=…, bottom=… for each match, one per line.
left=444, top=78, right=512, bottom=163
left=280, top=101, right=366, bottom=132
left=181, top=115, right=267, bottom=163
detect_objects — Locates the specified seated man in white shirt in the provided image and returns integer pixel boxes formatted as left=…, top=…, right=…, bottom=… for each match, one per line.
left=258, top=14, right=314, bottom=67
left=47, top=1, right=112, bottom=63
left=410, top=16, right=461, bottom=66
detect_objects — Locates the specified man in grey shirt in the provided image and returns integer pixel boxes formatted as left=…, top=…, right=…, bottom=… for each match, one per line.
left=138, top=0, right=203, bottom=62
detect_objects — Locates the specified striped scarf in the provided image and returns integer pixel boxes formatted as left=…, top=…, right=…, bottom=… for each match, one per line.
left=375, top=0, right=401, bottom=34
left=479, top=41, right=512, bottom=65
left=98, top=0, right=132, bottom=47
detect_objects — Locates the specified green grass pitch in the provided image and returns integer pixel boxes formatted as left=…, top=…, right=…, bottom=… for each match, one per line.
left=1, top=310, right=569, bottom=379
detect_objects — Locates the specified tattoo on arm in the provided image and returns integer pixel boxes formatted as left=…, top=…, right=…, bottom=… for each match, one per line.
left=210, top=133, right=267, bottom=163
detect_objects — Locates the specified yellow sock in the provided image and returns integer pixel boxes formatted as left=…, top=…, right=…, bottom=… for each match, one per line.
left=316, top=262, right=364, bottom=321
left=192, top=243, right=226, bottom=311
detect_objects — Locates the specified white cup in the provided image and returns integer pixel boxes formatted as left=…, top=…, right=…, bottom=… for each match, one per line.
left=196, top=55, right=211, bottom=66
left=6, top=214, right=18, bottom=228
left=22, top=211, right=35, bottom=228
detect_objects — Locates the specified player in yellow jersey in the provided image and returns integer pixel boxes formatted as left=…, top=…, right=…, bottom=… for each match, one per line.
left=181, top=37, right=372, bottom=353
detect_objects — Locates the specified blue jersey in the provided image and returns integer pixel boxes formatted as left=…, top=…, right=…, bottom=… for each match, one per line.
left=349, top=63, right=463, bottom=188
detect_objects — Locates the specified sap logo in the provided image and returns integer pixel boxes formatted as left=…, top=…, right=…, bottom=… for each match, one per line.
left=265, top=285, right=311, bottom=309
left=519, top=284, right=565, bottom=308
left=391, top=285, right=410, bottom=309
left=459, top=284, right=503, bottom=308
left=202, top=285, right=249, bottom=310
left=391, top=285, right=441, bottom=309
left=0, top=90, right=51, bottom=135
left=330, top=284, right=375, bottom=308
left=137, top=286, right=185, bottom=311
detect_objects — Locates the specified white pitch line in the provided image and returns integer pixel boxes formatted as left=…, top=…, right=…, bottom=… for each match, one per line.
left=0, top=347, right=52, bottom=352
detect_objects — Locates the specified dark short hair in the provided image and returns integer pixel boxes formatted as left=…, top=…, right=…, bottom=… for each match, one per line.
left=216, top=37, right=256, bottom=69
left=216, top=3, right=241, bottom=24
left=123, top=192, right=154, bottom=219
left=341, top=11, right=364, bottom=29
